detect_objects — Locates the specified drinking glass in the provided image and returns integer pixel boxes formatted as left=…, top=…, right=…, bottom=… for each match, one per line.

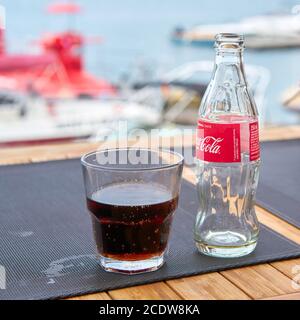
left=81, top=148, right=183, bottom=274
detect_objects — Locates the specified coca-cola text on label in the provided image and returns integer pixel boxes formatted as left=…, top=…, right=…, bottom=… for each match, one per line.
left=196, top=120, right=241, bottom=162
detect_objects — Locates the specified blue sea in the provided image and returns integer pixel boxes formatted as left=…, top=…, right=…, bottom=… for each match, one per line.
left=2, top=0, right=300, bottom=125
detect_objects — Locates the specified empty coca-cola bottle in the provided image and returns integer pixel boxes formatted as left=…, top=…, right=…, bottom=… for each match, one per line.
left=194, top=33, right=260, bottom=258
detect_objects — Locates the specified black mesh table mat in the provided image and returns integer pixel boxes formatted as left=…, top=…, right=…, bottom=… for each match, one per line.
left=0, top=159, right=299, bottom=300
left=256, top=139, right=300, bottom=228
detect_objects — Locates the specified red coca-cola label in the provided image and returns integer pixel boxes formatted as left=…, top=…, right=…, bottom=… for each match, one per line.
left=249, top=121, right=260, bottom=161
left=196, top=119, right=260, bottom=162
left=196, top=120, right=241, bottom=162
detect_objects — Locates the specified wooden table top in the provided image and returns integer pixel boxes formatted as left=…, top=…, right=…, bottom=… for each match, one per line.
left=1, top=125, right=300, bottom=300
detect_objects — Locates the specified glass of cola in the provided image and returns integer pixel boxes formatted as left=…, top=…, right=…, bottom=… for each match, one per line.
left=81, top=148, right=184, bottom=274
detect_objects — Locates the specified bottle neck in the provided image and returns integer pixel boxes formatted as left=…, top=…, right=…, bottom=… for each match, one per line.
left=213, top=48, right=246, bottom=85
left=198, top=33, right=259, bottom=119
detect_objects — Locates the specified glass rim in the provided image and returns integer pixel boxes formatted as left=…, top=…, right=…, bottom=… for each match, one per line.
left=215, top=33, right=244, bottom=51
left=80, top=147, right=184, bottom=172
left=215, top=33, right=244, bottom=42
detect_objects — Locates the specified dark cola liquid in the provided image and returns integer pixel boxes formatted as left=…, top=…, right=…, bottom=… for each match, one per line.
left=87, top=182, right=178, bottom=261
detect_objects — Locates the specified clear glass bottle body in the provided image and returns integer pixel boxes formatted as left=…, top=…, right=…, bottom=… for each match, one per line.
left=194, top=34, right=260, bottom=258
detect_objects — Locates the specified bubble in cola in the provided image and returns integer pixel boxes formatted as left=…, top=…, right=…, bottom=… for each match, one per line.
left=194, top=33, right=260, bottom=258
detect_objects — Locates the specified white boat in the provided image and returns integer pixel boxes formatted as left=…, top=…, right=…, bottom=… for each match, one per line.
left=0, top=94, right=162, bottom=146
left=172, top=13, right=300, bottom=49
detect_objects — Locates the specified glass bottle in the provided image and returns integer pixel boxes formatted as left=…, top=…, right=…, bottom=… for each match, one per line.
left=194, top=33, right=260, bottom=258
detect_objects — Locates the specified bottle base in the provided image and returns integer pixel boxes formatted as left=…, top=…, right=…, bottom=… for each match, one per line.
left=98, top=254, right=164, bottom=274
left=195, top=240, right=257, bottom=258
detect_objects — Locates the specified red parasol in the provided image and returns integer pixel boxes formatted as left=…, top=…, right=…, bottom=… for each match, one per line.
left=47, top=2, right=81, bottom=14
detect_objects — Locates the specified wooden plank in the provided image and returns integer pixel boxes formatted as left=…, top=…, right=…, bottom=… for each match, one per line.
left=30, top=155, right=68, bottom=162
left=221, top=264, right=300, bottom=299
left=261, top=292, right=300, bottom=300
left=256, top=206, right=300, bottom=245
left=68, top=292, right=111, bottom=300
left=108, top=282, right=181, bottom=300
left=271, top=259, right=300, bottom=279
left=0, top=140, right=113, bottom=165
left=260, top=125, right=300, bottom=141
left=166, top=272, right=250, bottom=300
left=0, top=157, right=32, bottom=165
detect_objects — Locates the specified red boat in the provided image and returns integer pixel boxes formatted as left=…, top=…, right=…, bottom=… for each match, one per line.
left=0, top=2, right=163, bottom=147
left=0, top=2, right=116, bottom=99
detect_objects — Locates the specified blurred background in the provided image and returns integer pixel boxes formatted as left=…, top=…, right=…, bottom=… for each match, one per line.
left=1, top=0, right=300, bottom=146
